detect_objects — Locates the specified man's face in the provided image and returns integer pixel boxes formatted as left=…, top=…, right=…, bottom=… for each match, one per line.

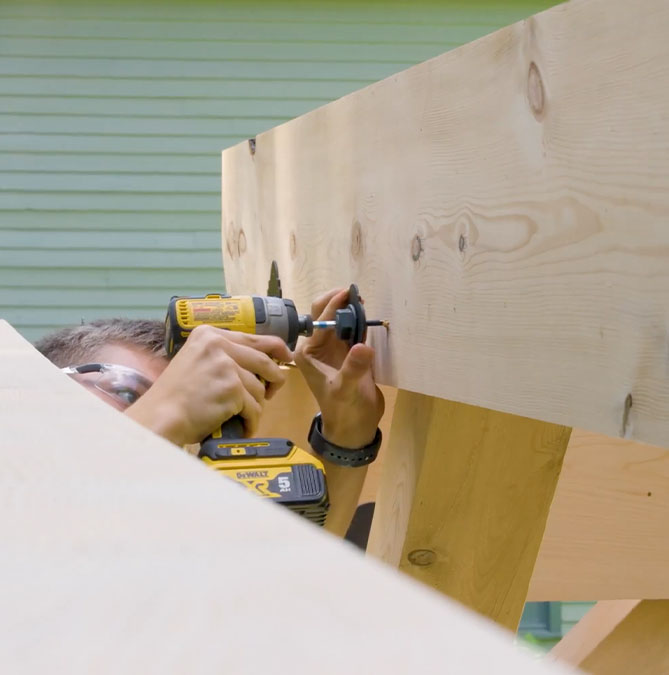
left=68, top=343, right=168, bottom=411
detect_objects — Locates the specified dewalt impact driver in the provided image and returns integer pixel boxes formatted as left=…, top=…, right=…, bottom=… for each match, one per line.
left=164, top=276, right=386, bottom=525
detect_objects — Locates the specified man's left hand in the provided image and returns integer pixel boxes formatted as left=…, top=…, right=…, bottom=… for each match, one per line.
left=295, top=288, right=384, bottom=450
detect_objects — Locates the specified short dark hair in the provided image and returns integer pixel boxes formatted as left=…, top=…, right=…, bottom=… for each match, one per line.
left=34, top=317, right=166, bottom=367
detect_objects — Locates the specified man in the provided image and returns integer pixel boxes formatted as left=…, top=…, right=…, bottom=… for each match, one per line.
left=36, top=288, right=384, bottom=535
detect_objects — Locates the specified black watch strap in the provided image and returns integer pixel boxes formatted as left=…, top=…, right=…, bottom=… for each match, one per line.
left=308, top=413, right=382, bottom=467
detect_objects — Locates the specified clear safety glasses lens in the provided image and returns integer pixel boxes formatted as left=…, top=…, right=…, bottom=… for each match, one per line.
left=61, top=363, right=153, bottom=410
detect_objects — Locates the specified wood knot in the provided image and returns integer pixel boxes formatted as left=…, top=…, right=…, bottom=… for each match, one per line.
left=289, top=231, right=297, bottom=259
left=407, top=549, right=436, bottom=567
left=527, top=62, right=545, bottom=120
left=225, top=224, right=237, bottom=259
left=351, top=220, right=364, bottom=260
left=458, top=234, right=467, bottom=253
left=237, top=229, right=247, bottom=256
left=411, top=234, right=423, bottom=261
left=248, top=137, right=256, bottom=155
left=621, top=393, right=633, bottom=437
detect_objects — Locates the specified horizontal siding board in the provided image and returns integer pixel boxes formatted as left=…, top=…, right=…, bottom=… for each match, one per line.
left=0, top=172, right=220, bottom=193
left=0, top=249, right=221, bottom=268
left=0, top=114, right=286, bottom=136
left=0, top=211, right=219, bottom=231
left=0, top=37, right=462, bottom=62
left=0, top=17, right=526, bottom=43
left=0, top=192, right=219, bottom=211
left=0, top=133, right=246, bottom=153
left=0, top=77, right=366, bottom=99
left=12, top=325, right=84, bottom=342
left=0, top=57, right=415, bottom=80
left=561, top=603, right=596, bottom=624
left=1, top=95, right=329, bottom=119
left=0, top=2, right=550, bottom=23
left=0, top=153, right=219, bottom=173
left=3, top=306, right=170, bottom=325
left=1, top=287, right=222, bottom=307
left=0, top=229, right=220, bottom=250
left=0, top=267, right=224, bottom=288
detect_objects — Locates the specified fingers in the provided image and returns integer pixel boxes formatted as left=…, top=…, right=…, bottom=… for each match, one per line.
left=188, top=325, right=289, bottom=399
left=221, top=331, right=293, bottom=364
left=302, top=288, right=350, bottom=353
left=237, top=386, right=262, bottom=437
left=224, top=340, right=287, bottom=399
left=337, top=343, right=375, bottom=394
left=236, top=366, right=267, bottom=406
left=316, top=288, right=349, bottom=321
left=212, top=367, right=262, bottom=437
left=311, top=288, right=346, bottom=320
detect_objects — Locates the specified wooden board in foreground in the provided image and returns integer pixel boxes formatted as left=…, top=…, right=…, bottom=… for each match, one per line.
left=221, top=0, right=669, bottom=447
left=0, top=321, right=574, bottom=674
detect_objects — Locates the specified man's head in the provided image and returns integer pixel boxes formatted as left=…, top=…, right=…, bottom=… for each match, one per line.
left=35, top=318, right=168, bottom=410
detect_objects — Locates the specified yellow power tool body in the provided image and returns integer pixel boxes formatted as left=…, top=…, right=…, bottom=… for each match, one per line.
left=199, top=428, right=329, bottom=526
left=166, top=293, right=312, bottom=354
left=164, top=292, right=328, bottom=525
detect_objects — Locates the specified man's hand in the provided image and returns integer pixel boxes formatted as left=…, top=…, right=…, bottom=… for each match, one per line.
left=296, top=288, right=384, bottom=449
left=126, top=325, right=293, bottom=446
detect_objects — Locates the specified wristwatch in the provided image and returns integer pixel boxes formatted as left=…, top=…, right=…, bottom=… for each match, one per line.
left=308, top=413, right=382, bottom=467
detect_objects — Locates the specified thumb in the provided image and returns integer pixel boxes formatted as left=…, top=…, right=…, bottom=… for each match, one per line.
left=338, top=344, right=374, bottom=392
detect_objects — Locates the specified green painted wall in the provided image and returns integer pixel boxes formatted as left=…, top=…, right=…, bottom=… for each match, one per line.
left=561, top=601, right=596, bottom=636
left=0, top=0, right=554, bottom=341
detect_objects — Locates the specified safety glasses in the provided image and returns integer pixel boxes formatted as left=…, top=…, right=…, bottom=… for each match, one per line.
left=61, top=362, right=154, bottom=411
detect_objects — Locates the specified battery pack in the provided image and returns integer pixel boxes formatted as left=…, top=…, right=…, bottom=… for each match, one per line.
left=199, top=437, right=329, bottom=526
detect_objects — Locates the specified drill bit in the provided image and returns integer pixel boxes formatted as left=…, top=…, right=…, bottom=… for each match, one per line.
left=312, top=319, right=389, bottom=330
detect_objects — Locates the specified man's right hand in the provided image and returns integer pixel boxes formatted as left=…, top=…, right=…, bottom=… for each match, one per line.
left=125, top=325, right=293, bottom=446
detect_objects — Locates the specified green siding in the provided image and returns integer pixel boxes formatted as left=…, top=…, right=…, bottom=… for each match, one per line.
left=561, top=601, right=596, bottom=636
left=0, top=0, right=554, bottom=341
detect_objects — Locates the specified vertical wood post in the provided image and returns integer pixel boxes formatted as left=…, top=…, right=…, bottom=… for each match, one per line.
left=370, top=394, right=571, bottom=630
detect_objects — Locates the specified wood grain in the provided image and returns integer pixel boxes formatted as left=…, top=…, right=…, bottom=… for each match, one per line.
left=528, top=431, right=669, bottom=600
left=550, top=601, right=669, bottom=675
left=221, top=0, right=669, bottom=447
left=363, top=424, right=669, bottom=601
left=367, top=390, right=434, bottom=565
left=550, top=600, right=640, bottom=667
left=5, top=321, right=580, bottom=673
left=386, top=397, right=571, bottom=630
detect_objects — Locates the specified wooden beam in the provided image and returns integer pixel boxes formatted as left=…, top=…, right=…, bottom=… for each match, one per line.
left=221, top=0, right=669, bottom=447
left=369, top=394, right=571, bottom=630
left=364, top=424, right=669, bottom=601
left=0, top=320, right=577, bottom=674
left=550, top=600, right=669, bottom=674
left=367, top=390, right=433, bottom=565
left=550, top=601, right=641, bottom=667
left=528, top=431, right=669, bottom=600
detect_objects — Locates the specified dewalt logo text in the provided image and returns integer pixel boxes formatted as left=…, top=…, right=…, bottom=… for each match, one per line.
left=236, top=470, right=269, bottom=479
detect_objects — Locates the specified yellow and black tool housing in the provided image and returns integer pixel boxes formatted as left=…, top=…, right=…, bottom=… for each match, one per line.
left=199, top=435, right=329, bottom=526
left=165, top=293, right=309, bottom=356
